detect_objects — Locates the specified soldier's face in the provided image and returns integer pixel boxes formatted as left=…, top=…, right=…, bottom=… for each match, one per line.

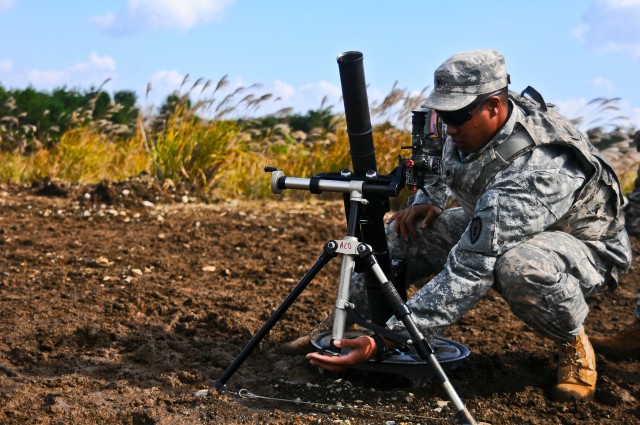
left=443, top=100, right=498, bottom=154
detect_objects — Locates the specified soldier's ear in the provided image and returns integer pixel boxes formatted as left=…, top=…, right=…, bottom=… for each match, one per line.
left=486, top=97, right=501, bottom=116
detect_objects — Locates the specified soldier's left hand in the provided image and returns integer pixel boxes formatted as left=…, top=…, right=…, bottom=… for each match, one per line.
left=306, top=336, right=376, bottom=372
left=387, top=204, right=442, bottom=241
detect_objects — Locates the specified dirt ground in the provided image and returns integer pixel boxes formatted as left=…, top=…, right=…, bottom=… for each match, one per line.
left=0, top=176, right=639, bottom=425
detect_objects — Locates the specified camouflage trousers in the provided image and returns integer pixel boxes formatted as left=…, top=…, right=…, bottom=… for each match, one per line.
left=350, top=207, right=609, bottom=342
left=625, top=188, right=640, bottom=237
left=625, top=181, right=640, bottom=321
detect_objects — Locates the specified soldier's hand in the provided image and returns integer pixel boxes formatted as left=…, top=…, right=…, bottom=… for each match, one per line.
left=386, top=204, right=442, bottom=241
left=306, top=336, right=376, bottom=372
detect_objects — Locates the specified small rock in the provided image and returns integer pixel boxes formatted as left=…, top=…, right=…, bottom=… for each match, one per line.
left=94, top=257, right=113, bottom=267
left=436, top=400, right=450, bottom=408
left=194, top=389, right=209, bottom=398
left=202, top=266, right=216, bottom=272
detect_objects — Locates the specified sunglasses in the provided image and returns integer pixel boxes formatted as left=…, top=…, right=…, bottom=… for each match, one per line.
left=436, top=91, right=502, bottom=126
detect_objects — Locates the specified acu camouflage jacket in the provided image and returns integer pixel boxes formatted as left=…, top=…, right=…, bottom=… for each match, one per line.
left=398, top=91, right=632, bottom=333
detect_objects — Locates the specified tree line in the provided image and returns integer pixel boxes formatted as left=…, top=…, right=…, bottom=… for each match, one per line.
left=0, top=84, right=338, bottom=153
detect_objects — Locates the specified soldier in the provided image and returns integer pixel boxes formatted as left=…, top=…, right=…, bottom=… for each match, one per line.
left=589, top=129, right=640, bottom=356
left=306, top=49, right=632, bottom=401
left=622, top=130, right=640, bottom=237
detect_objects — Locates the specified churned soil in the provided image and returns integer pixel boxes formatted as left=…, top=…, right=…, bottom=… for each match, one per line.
left=0, top=177, right=639, bottom=424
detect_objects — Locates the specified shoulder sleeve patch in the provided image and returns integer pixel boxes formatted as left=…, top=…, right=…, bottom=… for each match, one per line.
left=459, top=193, right=500, bottom=254
left=470, top=217, right=482, bottom=244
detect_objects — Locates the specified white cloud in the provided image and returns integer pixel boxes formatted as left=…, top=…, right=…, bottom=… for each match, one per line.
left=0, top=0, right=14, bottom=11
left=139, top=69, right=189, bottom=105
left=573, top=0, right=640, bottom=58
left=150, top=70, right=186, bottom=87
left=272, top=80, right=296, bottom=100
left=265, top=80, right=343, bottom=115
left=592, top=76, right=615, bottom=91
left=71, top=52, right=116, bottom=72
left=24, top=52, right=117, bottom=89
left=0, top=59, right=12, bottom=72
left=148, top=70, right=186, bottom=95
left=92, top=0, right=236, bottom=36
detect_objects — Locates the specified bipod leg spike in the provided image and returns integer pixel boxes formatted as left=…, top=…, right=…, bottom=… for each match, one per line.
left=210, top=241, right=338, bottom=392
left=356, top=243, right=477, bottom=425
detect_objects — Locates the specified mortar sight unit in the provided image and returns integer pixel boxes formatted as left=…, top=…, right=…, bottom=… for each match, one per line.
left=403, top=109, right=446, bottom=191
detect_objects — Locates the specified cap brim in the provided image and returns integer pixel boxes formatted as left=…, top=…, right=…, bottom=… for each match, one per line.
left=421, top=91, right=477, bottom=112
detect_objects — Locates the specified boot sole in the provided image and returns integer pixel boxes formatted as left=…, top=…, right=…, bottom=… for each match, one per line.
left=552, top=386, right=596, bottom=402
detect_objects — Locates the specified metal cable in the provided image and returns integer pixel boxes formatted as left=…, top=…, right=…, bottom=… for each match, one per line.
left=234, top=388, right=452, bottom=423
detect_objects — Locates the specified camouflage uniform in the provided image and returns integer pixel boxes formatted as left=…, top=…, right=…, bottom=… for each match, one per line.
left=353, top=51, right=632, bottom=343
left=624, top=130, right=640, bottom=321
left=624, top=131, right=640, bottom=239
left=626, top=188, right=640, bottom=238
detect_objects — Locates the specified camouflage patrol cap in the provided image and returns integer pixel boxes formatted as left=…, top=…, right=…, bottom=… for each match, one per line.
left=422, top=49, right=510, bottom=112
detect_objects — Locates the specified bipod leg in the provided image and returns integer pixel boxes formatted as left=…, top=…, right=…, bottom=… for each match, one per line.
left=211, top=241, right=338, bottom=392
left=356, top=243, right=476, bottom=425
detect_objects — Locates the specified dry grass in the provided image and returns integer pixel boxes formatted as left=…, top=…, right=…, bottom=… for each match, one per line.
left=0, top=80, right=638, bottom=201
left=0, top=127, right=148, bottom=184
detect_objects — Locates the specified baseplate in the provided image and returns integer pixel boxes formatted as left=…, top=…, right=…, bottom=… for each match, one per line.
left=311, top=330, right=471, bottom=387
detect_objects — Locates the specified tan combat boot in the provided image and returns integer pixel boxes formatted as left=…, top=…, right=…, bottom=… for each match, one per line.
left=553, top=326, right=597, bottom=401
left=590, top=321, right=640, bottom=358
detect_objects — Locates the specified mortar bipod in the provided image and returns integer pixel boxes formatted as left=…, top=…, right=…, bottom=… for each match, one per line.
left=211, top=169, right=476, bottom=425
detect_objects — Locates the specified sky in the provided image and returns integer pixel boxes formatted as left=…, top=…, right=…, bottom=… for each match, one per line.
left=0, top=0, right=639, bottom=130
